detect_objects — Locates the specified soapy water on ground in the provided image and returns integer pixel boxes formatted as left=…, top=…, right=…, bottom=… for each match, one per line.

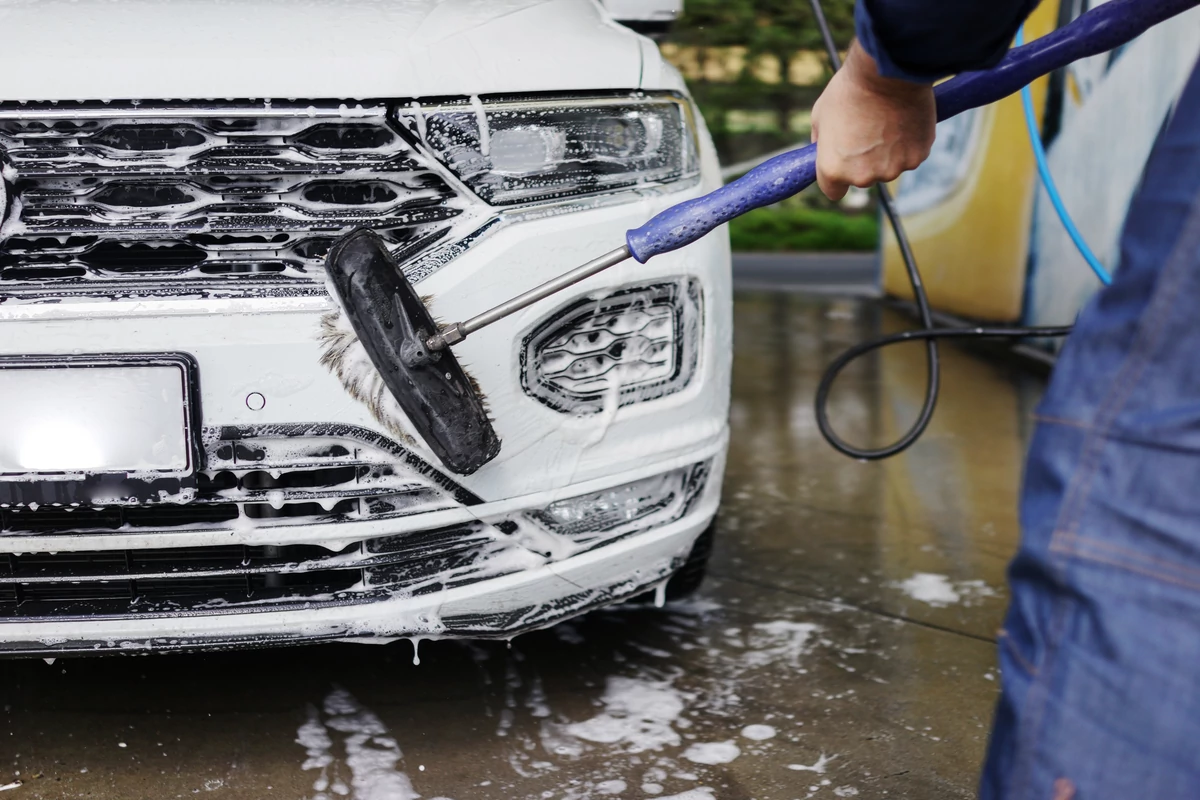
left=681, top=741, right=741, bottom=765
left=894, top=572, right=997, bottom=608
left=298, top=687, right=423, bottom=800
left=292, top=598, right=872, bottom=800
left=741, top=724, right=777, bottom=741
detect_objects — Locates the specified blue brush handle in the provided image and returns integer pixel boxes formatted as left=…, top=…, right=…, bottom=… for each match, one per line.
left=626, top=0, right=1200, bottom=263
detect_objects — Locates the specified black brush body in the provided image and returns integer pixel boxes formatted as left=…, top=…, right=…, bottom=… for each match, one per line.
left=324, top=229, right=501, bottom=475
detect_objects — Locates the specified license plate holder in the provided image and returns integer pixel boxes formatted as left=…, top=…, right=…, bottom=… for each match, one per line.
left=0, top=353, right=200, bottom=479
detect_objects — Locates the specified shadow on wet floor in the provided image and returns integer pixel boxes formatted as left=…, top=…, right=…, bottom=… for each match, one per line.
left=0, top=291, right=1046, bottom=800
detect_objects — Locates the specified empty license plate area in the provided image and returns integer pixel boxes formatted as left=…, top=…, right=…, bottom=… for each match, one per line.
left=0, top=355, right=197, bottom=477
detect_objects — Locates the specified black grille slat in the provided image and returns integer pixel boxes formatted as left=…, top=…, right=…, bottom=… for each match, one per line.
left=0, top=542, right=347, bottom=582
left=0, top=432, right=459, bottom=535
left=7, top=570, right=364, bottom=616
left=0, top=105, right=465, bottom=289
left=0, top=524, right=503, bottom=618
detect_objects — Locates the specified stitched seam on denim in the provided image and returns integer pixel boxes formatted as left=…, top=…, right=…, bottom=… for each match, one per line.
left=1010, top=189, right=1200, bottom=799
left=1054, top=531, right=1200, bottom=584
left=1008, top=598, right=1073, bottom=800
left=1053, top=193, right=1200, bottom=541
left=1049, top=545, right=1200, bottom=594
left=998, top=629, right=1038, bottom=676
left=1030, top=415, right=1092, bottom=431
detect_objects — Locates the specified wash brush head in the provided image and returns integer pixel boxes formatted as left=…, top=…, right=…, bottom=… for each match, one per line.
left=322, top=229, right=501, bottom=475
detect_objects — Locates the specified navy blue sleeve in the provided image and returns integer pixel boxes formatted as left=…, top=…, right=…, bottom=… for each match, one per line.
left=855, top=0, right=1040, bottom=83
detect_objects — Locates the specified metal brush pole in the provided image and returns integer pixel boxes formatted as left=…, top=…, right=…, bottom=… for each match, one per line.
left=426, top=245, right=632, bottom=350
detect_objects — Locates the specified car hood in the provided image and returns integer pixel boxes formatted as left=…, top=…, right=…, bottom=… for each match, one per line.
left=0, top=0, right=651, bottom=101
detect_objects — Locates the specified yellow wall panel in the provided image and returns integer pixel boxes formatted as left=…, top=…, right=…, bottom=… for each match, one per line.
left=881, top=0, right=1060, bottom=322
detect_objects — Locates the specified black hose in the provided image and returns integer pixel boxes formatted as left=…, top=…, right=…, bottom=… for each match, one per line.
left=806, top=0, right=1073, bottom=460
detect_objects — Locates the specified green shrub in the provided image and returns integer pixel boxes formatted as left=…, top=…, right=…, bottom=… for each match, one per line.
left=728, top=205, right=879, bottom=252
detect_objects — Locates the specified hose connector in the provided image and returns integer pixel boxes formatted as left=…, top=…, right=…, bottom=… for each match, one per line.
left=427, top=322, right=465, bottom=352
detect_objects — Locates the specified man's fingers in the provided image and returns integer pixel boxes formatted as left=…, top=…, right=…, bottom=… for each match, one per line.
left=817, top=169, right=850, bottom=201
left=816, top=143, right=853, bottom=201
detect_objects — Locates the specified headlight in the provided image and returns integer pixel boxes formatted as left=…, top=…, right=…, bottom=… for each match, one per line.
left=404, top=94, right=699, bottom=206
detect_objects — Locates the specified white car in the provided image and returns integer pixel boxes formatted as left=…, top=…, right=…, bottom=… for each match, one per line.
left=0, top=0, right=731, bottom=655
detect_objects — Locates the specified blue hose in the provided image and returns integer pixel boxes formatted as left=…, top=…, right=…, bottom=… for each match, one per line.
left=1016, top=25, right=1113, bottom=285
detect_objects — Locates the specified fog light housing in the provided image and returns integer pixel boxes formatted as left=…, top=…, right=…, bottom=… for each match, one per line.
left=521, top=280, right=702, bottom=415
left=530, top=462, right=710, bottom=550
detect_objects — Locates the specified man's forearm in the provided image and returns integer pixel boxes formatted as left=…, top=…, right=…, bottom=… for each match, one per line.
left=855, top=0, right=1039, bottom=83
left=812, top=0, right=1039, bottom=200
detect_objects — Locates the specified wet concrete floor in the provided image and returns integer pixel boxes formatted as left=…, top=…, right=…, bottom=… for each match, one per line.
left=0, top=291, right=1046, bottom=800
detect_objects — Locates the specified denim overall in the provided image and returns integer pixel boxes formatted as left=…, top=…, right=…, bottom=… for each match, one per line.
left=982, top=59, right=1200, bottom=799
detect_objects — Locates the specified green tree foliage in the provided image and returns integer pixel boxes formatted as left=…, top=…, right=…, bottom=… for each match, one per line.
left=667, top=1, right=876, bottom=252
left=669, top=0, right=855, bottom=162
left=728, top=201, right=879, bottom=252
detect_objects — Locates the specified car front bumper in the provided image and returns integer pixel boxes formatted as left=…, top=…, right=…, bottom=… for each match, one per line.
left=0, top=442, right=723, bottom=656
left=0, top=137, right=732, bottom=654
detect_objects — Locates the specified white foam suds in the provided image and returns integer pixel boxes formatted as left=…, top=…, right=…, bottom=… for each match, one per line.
left=898, top=573, right=959, bottom=605
left=742, top=621, right=821, bottom=668
left=296, top=687, right=425, bottom=800
left=470, top=95, right=491, bottom=157
left=410, top=637, right=422, bottom=666
left=789, top=753, right=837, bottom=774
left=402, top=605, right=858, bottom=796
left=409, top=101, right=427, bottom=141
left=895, top=573, right=996, bottom=607
left=833, top=787, right=861, bottom=797
left=740, top=724, right=776, bottom=741
left=562, top=676, right=688, bottom=753
left=681, top=741, right=740, bottom=765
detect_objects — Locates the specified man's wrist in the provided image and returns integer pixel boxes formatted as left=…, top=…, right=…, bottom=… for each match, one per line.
left=844, top=40, right=934, bottom=98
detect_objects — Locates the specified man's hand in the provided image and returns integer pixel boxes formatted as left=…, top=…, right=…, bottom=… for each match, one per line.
left=811, top=41, right=937, bottom=201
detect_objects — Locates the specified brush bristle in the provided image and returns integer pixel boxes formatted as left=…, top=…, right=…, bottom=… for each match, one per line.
left=318, top=307, right=419, bottom=445
left=317, top=302, right=495, bottom=439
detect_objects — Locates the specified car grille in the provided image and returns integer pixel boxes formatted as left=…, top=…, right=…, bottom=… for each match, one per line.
left=0, top=102, right=468, bottom=297
left=0, top=522, right=530, bottom=619
left=0, top=426, right=548, bottom=619
left=0, top=426, right=471, bottom=530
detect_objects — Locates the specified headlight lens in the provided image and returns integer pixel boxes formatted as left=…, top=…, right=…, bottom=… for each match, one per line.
left=406, top=94, right=699, bottom=206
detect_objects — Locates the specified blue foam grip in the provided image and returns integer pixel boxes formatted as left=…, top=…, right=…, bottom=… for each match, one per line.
left=625, top=0, right=1200, bottom=263
left=625, top=147, right=817, bottom=264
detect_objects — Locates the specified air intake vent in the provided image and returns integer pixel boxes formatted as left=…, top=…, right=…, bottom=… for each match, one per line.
left=0, top=103, right=467, bottom=296
left=0, top=523, right=523, bottom=619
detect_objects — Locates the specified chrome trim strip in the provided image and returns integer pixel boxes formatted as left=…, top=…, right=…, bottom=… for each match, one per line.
left=0, top=544, right=465, bottom=586
left=0, top=104, right=389, bottom=120
left=401, top=91, right=690, bottom=116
